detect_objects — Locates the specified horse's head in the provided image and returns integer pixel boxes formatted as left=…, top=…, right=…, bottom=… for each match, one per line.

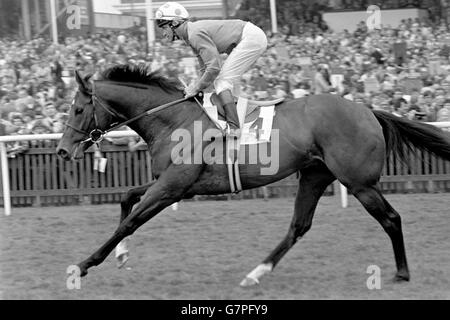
left=56, top=70, right=115, bottom=160
left=57, top=63, right=190, bottom=161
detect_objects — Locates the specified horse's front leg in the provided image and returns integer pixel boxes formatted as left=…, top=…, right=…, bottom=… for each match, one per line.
left=115, top=181, right=156, bottom=268
left=77, top=172, right=190, bottom=277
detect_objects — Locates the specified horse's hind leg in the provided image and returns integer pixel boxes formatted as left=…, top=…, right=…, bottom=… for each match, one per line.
left=240, top=163, right=335, bottom=286
left=115, top=181, right=156, bottom=268
left=352, top=185, right=410, bottom=281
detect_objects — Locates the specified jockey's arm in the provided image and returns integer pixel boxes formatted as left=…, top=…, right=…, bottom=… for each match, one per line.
left=190, top=33, right=221, bottom=92
left=197, top=54, right=206, bottom=75
left=195, top=67, right=220, bottom=92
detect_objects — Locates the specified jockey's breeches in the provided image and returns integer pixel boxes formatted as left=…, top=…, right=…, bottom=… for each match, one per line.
left=214, top=22, right=267, bottom=96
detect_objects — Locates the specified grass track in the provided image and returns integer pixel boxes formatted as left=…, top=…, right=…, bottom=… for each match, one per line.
left=1, top=193, right=449, bottom=299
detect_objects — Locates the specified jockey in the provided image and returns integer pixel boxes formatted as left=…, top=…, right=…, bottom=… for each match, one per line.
left=155, top=1, right=268, bottom=137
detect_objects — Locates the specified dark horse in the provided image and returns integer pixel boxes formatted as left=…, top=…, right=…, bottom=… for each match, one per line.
left=56, top=64, right=450, bottom=286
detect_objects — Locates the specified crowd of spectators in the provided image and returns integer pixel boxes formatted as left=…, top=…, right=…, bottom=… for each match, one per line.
left=1, top=2, right=450, bottom=157
left=330, top=0, right=441, bottom=11
left=236, top=5, right=450, bottom=124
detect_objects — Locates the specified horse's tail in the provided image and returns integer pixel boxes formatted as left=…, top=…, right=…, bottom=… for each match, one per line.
left=373, top=110, right=450, bottom=163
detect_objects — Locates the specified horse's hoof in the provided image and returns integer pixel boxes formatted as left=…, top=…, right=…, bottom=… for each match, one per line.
left=240, top=276, right=259, bottom=287
left=78, top=265, right=88, bottom=277
left=116, top=252, right=129, bottom=269
left=393, top=272, right=410, bottom=282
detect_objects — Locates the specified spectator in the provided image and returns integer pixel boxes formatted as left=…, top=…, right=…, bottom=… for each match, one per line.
left=436, top=99, right=450, bottom=121
left=30, top=119, right=53, bottom=134
left=392, top=97, right=414, bottom=119
left=314, top=65, right=332, bottom=94
left=53, top=113, right=69, bottom=133
left=42, top=101, right=60, bottom=130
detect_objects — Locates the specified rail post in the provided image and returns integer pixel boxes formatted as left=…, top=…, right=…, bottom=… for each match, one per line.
left=0, top=142, right=11, bottom=216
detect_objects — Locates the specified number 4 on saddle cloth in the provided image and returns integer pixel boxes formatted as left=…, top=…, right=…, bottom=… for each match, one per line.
left=203, top=92, right=283, bottom=145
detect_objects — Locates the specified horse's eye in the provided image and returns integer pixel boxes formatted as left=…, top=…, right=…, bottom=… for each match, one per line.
left=75, top=107, right=83, bottom=115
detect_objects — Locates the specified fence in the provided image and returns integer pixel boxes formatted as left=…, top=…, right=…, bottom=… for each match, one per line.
left=0, top=131, right=137, bottom=215
left=1, top=122, right=449, bottom=215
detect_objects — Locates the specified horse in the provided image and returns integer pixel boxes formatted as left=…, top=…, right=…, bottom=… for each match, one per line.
left=56, top=64, right=450, bottom=286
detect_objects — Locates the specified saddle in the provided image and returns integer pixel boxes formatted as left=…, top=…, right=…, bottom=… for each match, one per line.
left=209, top=93, right=284, bottom=121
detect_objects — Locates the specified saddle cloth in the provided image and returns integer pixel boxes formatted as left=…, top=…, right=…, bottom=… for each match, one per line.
left=202, top=93, right=281, bottom=145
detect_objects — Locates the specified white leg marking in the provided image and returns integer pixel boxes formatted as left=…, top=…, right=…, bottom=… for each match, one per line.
left=115, top=239, right=129, bottom=268
left=240, top=263, right=273, bottom=287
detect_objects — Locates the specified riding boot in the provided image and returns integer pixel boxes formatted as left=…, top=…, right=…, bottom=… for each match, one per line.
left=219, top=90, right=240, bottom=137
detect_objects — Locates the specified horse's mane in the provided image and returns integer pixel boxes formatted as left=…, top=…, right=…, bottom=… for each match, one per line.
left=101, top=64, right=182, bottom=93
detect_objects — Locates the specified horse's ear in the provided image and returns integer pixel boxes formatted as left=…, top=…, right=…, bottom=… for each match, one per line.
left=75, top=70, right=83, bottom=86
left=75, top=70, right=88, bottom=92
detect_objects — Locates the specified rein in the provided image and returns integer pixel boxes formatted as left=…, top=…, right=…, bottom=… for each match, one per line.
left=68, top=82, right=189, bottom=145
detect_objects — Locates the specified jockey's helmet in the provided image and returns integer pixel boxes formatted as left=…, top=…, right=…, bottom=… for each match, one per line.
left=155, top=2, right=189, bottom=28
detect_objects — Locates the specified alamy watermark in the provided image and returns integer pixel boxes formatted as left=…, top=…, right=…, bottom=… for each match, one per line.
left=66, top=5, right=81, bottom=30
left=170, top=121, right=280, bottom=175
left=366, top=265, right=381, bottom=290
left=366, top=5, right=381, bottom=30
left=66, top=265, right=81, bottom=290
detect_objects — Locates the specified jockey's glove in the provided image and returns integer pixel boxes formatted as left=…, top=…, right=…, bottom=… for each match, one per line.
left=184, top=83, right=199, bottom=98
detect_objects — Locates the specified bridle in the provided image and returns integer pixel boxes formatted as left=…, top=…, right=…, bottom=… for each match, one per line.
left=65, top=93, right=121, bottom=145
left=65, top=81, right=189, bottom=146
